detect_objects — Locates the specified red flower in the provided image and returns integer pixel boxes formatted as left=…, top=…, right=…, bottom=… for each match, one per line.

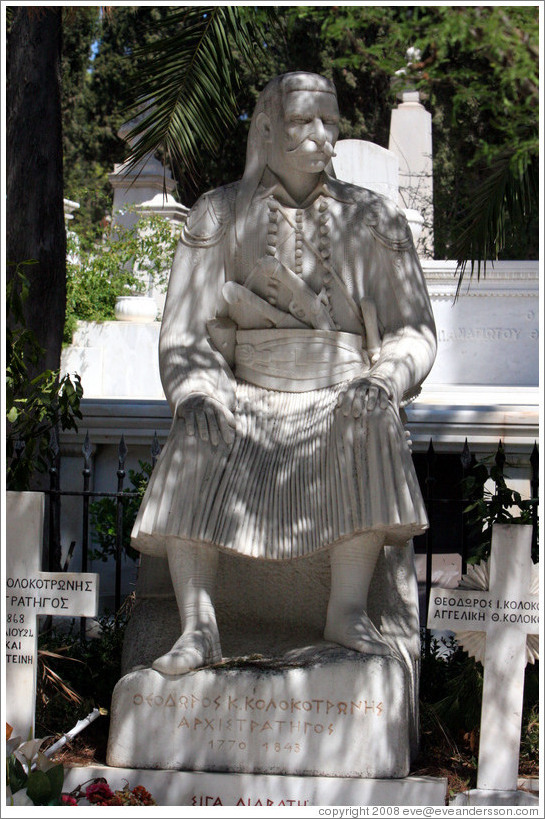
left=85, top=781, right=114, bottom=804
left=132, top=785, right=153, bottom=801
left=61, top=794, right=78, bottom=806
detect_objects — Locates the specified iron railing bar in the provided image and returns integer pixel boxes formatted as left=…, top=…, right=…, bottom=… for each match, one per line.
left=115, top=436, right=128, bottom=616
left=529, top=442, right=539, bottom=560
left=80, top=433, right=92, bottom=641
left=460, top=438, right=472, bottom=576
left=423, top=439, right=436, bottom=658
left=33, top=436, right=537, bottom=646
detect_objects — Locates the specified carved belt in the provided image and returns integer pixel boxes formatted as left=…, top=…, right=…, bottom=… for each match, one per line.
left=234, top=329, right=371, bottom=392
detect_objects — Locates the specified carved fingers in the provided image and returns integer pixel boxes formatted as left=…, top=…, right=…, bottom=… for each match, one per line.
left=336, top=378, right=391, bottom=418
left=177, top=394, right=236, bottom=446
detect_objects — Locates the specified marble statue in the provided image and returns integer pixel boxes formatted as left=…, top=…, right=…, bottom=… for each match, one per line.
left=131, top=72, right=437, bottom=677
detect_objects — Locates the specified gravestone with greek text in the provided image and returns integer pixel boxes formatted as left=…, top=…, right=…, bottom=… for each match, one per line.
left=107, top=643, right=410, bottom=776
left=428, top=524, right=539, bottom=803
left=5, top=492, right=99, bottom=739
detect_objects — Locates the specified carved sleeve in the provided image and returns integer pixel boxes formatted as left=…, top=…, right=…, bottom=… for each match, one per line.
left=159, top=191, right=236, bottom=415
left=364, top=199, right=437, bottom=406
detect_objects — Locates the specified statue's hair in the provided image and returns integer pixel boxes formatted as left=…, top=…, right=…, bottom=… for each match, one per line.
left=235, top=73, right=337, bottom=244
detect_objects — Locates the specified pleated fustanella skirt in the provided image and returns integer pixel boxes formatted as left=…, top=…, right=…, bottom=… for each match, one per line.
left=131, top=381, right=428, bottom=560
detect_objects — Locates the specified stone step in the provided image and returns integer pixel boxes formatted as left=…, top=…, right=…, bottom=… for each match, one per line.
left=62, top=766, right=447, bottom=807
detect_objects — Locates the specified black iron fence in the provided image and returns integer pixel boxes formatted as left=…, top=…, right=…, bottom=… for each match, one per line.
left=45, top=429, right=161, bottom=605
left=42, top=431, right=538, bottom=644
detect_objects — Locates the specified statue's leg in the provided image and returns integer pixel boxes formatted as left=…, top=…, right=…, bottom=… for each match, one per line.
left=152, top=540, right=222, bottom=675
left=324, top=533, right=390, bottom=655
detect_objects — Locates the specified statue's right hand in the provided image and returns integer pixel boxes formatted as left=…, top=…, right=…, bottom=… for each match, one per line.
left=336, top=376, right=392, bottom=418
left=176, top=394, right=236, bottom=447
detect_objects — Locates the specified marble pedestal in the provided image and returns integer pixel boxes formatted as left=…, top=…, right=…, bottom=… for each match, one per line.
left=107, top=645, right=410, bottom=778
left=63, top=766, right=447, bottom=806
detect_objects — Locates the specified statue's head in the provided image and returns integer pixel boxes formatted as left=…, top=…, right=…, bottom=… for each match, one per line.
left=236, top=73, right=339, bottom=238
left=251, top=72, right=339, bottom=174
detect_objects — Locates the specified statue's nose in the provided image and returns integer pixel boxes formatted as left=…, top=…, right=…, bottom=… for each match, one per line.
left=311, top=118, right=327, bottom=145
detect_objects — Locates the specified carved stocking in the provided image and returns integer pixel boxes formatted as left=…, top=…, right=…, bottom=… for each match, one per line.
left=324, top=533, right=390, bottom=654
left=152, top=540, right=222, bottom=675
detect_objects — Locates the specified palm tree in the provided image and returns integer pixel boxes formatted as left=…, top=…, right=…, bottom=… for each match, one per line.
left=452, top=146, right=538, bottom=294
left=121, top=6, right=269, bottom=182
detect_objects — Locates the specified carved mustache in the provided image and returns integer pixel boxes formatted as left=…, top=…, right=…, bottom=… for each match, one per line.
left=286, top=139, right=337, bottom=159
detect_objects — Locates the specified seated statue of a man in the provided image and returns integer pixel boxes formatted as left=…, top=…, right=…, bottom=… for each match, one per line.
left=132, top=71, right=437, bottom=675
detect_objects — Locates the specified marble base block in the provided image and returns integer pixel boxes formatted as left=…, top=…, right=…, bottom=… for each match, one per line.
left=107, top=645, right=410, bottom=777
left=63, top=766, right=447, bottom=806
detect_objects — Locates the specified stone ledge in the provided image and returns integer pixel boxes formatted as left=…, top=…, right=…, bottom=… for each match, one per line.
left=107, top=645, right=411, bottom=778
left=450, top=788, right=539, bottom=806
left=62, top=766, right=448, bottom=807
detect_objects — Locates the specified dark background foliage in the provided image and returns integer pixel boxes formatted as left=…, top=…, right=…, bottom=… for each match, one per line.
left=59, top=5, right=538, bottom=259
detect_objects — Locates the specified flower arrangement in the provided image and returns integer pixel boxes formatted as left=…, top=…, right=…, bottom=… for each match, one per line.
left=6, top=723, right=156, bottom=807
left=6, top=728, right=64, bottom=806
left=68, top=778, right=156, bottom=806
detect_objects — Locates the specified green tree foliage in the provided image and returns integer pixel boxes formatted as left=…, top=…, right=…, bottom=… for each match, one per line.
left=276, top=5, right=539, bottom=267
left=62, top=7, right=179, bottom=246
left=61, top=6, right=268, bottom=237
left=121, top=5, right=537, bottom=267
left=123, top=6, right=266, bottom=183
left=462, top=448, right=538, bottom=564
left=59, top=6, right=537, bottom=281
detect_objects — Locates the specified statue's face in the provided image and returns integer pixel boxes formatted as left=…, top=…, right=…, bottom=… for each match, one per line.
left=268, top=88, right=340, bottom=177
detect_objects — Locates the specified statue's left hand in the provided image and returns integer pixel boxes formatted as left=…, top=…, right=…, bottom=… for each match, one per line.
left=336, top=377, right=393, bottom=418
left=177, top=394, right=236, bottom=446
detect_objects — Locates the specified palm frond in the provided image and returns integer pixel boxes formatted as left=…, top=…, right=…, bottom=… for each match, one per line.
left=38, top=652, right=84, bottom=706
left=122, top=6, right=269, bottom=181
left=453, top=141, right=538, bottom=296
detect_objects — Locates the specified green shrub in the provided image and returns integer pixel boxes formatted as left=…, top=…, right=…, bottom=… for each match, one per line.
left=89, top=460, right=151, bottom=563
left=64, top=209, right=178, bottom=343
left=462, top=446, right=538, bottom=563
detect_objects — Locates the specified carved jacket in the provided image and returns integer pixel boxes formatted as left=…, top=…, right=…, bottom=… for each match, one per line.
left=159, top=171, right=436, bottom=414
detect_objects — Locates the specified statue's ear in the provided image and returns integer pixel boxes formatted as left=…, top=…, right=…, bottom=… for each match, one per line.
left=255, top=112, right=271, bottom=141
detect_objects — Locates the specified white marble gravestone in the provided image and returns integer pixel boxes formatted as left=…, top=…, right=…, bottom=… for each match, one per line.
left=428, top=525, right=539, bottom=804
left=332, top=139, right=399, bottom=202
left=5, top=492, right=99, bottom=739
left=388, top=88, right=433, bottom=256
